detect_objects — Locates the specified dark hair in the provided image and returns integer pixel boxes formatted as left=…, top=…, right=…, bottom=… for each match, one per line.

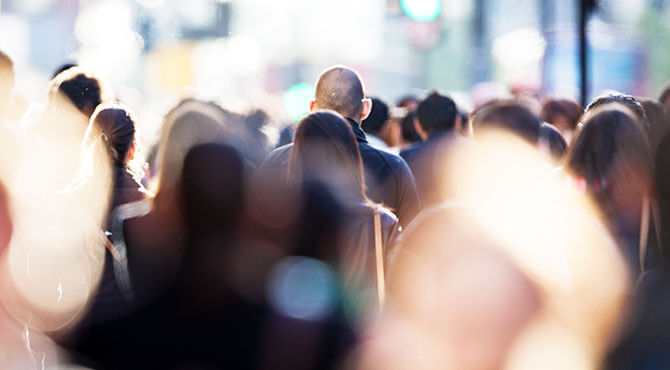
left=50, top=67, right=105, bottom=118
left=0, top=50, right=13, bottom=76
left=290, top=110, right=367, bottom=202
left=361, top=97, right=389, bottom=134
left=416, top=91, right=458, bottom=134
left=565, top=108, right=651, bottom=220
left=539, top=123, right=567, bottom=161
left=401, top=111, right=421, bottom=143
left=181, top=143, right=244, bottom=232
left=586, top=94, right=648, bottom=131
left=540, top=98, right=583, bottom=132
left=640, top=98, right=670, bottom=156
left=471, top=100, right=541, bottom=144
left=314, top=66, right=365, bottom=120
left=396, top=95, right=419, bottom=111
left=91, top=105, right=137, bottom=166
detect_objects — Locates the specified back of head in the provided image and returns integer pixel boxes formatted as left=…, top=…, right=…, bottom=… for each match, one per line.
left=566, top=108, right=651, bottom=218
left=416, top=91, right=458, bottom=134
left=471, top=100, right=541, bottom=144
left=182, top=143, right=245, bottom=233
left=401, top=111, right=421, bottom=143
left=314, top=66, right=365, bottom=120
left=539, top=123, right=567, bottom=161
left=49, top=67, right=107, bottom=118
left=91, top=104, right=137, bottom=166
left=640, top=98, right=670, bottom=154
left=155, top=99, right=227, bottom=195
left=540, top=98, right=583, bottom=132
left=361, top=97, right=389, bottom=134
left=660, top=83, right=670, bottom=107
left=585, top=94, right=648, bottom=132
left=290, top=110, right=365, bottom=201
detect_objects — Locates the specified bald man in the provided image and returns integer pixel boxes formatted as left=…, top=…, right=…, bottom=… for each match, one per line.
left=261, top=66, right=421, bottom=227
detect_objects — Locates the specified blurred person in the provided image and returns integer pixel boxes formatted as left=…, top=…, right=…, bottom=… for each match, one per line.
left=289, top=111, right=401, bottom=313
left=111, top=99, right=232, bottom=307
left=399, top=111, right=421, bottom=149
left=470, top=99, right=542, bottom=145
left=607, top=133, right=670, bottom=368
left=639, top=98, right=670, bottom=157
left=357, top=131, right=628, bottom=369
left=400, top=91, right=462, bottom=207
left=540, top=97, right=583, bottom=143
left=74, top=143, right=358, bottom=369
left=659, top=82, right=670, bottom=111
left=261, top=65, right=420, bottom=227
left=565, top=107, right=654, bottom=278
left=396, top=95, right=419, bottom=112
left=584, top=93, right=648, bottom=132
left=361, top=97, right=394, bottom=153
left=539, top=123, right=568, bottom=163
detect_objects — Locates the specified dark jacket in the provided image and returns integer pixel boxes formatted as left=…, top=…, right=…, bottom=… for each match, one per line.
left=400, top=131, right=458, bottom=208
left=260, top=118, right=421, bottom=227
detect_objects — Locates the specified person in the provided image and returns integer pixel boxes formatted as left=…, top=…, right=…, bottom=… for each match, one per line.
left=659, top=82, right=670, bottom=112
left=74, top=104, right=151, bottom=326
left=640, top=98, right=670, bottom=157
left=114, top=99, right=231, bottom=306
left=565, top=106, right=654, bottom=278
left=400, top=91, right=461, bottom=207
left=288, top=110, right=401, bottom=313
left=470, top=99, right=542, bottom=145
left=540, top=97, right=582, bottom=142
left=539, top=122, right=568, bottom=162
left=90, top=104, right=150, bottom=210
left=261, top=66, right=420, bottom=227
left=361, top=97, right=394, bottom=153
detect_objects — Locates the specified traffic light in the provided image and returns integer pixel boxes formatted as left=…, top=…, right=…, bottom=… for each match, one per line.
left=400, top=0, right=441, bottom=22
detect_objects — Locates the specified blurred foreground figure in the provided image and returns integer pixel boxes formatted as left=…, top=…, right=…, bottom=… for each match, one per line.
left=565, top=106, right=654, bottom=278
left=289, top=111, right=401, bottom=315
left=261, top=65, right=421, bottom=227
left=606, top=131, right=670, bottom=368
left=358, top=130, right=628, bottom=369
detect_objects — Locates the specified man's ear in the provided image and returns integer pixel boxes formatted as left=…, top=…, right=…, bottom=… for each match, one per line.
left=309, top=100, right=317, bottom=112
left=454, top=114, right=462, bottom=132
left=360, top=98, right=372, bottom=121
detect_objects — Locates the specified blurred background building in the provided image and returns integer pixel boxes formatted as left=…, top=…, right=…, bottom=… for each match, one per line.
left=0, top=0, right=665, bottom=127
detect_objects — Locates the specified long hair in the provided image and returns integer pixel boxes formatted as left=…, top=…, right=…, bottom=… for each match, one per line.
left=565, top=107, right=652, bottom=222
left=289, top=111, right=367, bottom=203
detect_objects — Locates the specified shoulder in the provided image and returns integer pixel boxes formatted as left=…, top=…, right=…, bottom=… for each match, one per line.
left=260, top=143, right=292, bottom=168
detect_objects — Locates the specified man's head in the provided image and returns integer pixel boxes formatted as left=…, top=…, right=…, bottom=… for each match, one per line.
left=470, top=100, right=541, bottom=144
left=310, top=66, right=371, bottom=123
left=361, top=97, right=389, bottom=135
left=415, top=91, right=459, bottom=139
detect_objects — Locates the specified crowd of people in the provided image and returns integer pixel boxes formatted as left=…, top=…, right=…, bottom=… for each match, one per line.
left=0, top=48, right=670, bottom=369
